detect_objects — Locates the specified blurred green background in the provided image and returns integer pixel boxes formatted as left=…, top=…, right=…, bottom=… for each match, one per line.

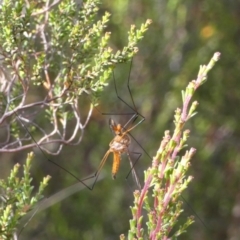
left=6, top=0, right=240, bottom=239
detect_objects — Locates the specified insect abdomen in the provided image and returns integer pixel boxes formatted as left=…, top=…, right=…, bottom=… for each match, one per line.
left=112, top=152, right=121, bottom=179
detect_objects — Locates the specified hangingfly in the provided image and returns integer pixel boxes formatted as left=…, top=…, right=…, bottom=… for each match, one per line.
left=85, top=118, right=141, bottom=189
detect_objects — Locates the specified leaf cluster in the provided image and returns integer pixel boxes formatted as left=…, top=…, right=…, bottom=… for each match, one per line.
left=0, top=153, right=50, bottom=240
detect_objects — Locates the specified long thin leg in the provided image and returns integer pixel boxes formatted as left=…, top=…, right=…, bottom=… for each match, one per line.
left=17, top=204, right=40, bottom=237
left=102, top=60, right=145, bottom=130
left=80, top=150, right=111, bottom=190
left=124, top=117, right=144, bottom=134
left=128, top=132, right=151, bottom=159
left=0, top=93, right=105, bottom=191
left=126, top=151, right=142, bottom=190
left=1, top=94, right=107, bottom=194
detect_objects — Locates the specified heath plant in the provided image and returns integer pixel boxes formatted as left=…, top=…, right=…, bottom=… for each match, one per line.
left=0, top=153, right=50, bottom=239
left=120, top=52, right=221, bottom=240
left=0, top=0, right=151, bottom=154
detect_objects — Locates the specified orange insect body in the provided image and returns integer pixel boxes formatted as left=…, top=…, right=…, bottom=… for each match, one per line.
left=88, top=117, right=142, bottom=189
left=109, top=124, right=131, bottom=179
left=112, top=152, right=121, bottom=179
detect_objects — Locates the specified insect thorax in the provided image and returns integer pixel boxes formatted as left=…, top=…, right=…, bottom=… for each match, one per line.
left=110, top=134, right=131, bottom=153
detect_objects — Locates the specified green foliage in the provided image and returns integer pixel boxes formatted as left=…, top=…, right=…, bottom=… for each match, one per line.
left=0, top=152, right=50, bottom=239
left=0, top=0, right=151, bottom=141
